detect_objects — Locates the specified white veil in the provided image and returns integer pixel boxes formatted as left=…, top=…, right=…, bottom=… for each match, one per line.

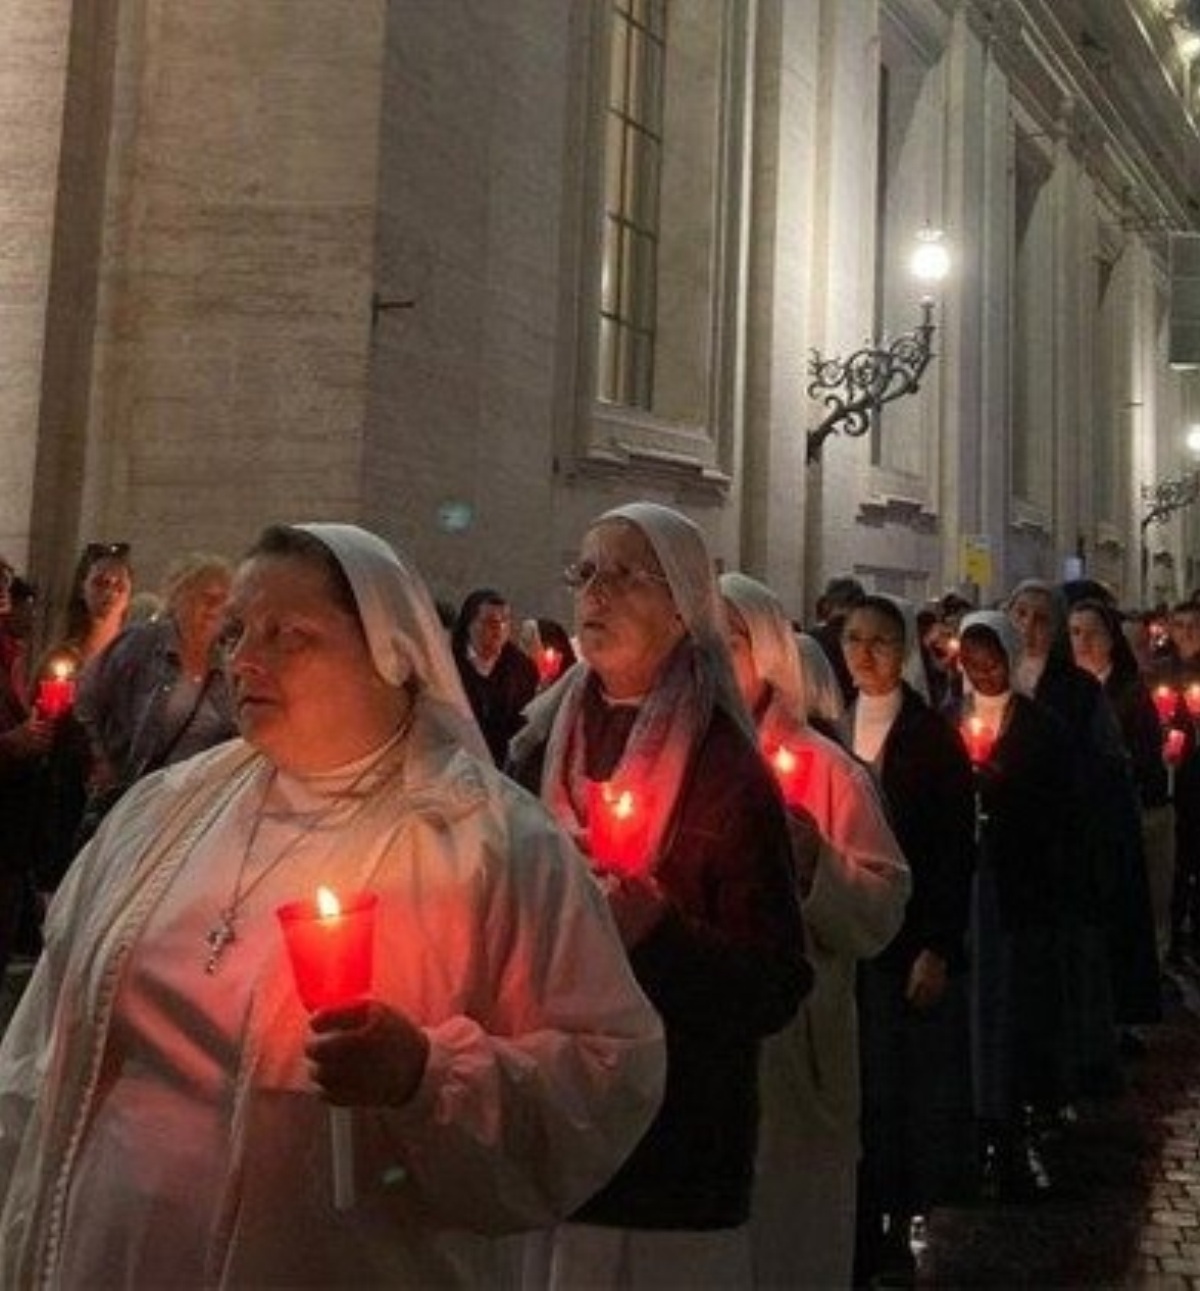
left=296, top=523, right=490, bottom=763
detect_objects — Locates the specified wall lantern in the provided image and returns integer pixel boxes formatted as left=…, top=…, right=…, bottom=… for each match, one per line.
left=805, top=228, right=950, bottom=464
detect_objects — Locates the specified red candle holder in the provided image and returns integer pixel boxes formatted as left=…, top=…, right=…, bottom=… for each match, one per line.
left=1164, top=727, right=1187, bottom=767
left=765, top=742, right=814, bottom=809
left=587, top=779, right=652, bottom=877
left=277, top=888, right=378, bottom=1012
left=36, top=660, right=77, bottom=720
left=277, top=887, right=378, bottom=1212
left=961, top=716, right=996, bottom=768
left=1153, top=685, right=1178, bottom=726
left=535, top=646, right=563, bottom=686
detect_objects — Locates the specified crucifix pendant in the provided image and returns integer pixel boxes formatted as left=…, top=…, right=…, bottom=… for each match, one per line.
left=204, top=911, right=237, bottom=974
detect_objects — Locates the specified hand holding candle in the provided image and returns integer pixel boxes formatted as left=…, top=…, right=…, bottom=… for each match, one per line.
left=277, top=886, right=377, bottom=1211
left=961, top=716, right=996, bottom=768
left=36, top=659, right=77, bottom=720
left=766, top=742, right=814, bottom=809
left=535, top=646, right=563, bottom=686
left=587, top=780, right=652, bottom=877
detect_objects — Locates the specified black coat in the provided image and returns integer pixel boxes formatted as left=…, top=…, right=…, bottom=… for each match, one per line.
left=510, top=701, right=809, bottom=1230
left=858, top=685, right=976, bottom=974
left=453, top=642, right=538, bottom=767
left=972, top=694, right=1073, bottom=929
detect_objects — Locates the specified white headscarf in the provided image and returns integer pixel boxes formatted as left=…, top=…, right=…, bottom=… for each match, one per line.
left=796, top=633, right=846, bottom=726
left=719, top=571, right=805, bottom=720
left=880, top=594, right=930, bottom=703
left=1004, top=579, right=1063, bottom=696
left=958, top=609, right=1023, bottom=724
left=295, top=523, right=490, bottom=763
left=598, top=502, right=752, bottom=739
left=514, top=503, right=752, bottom=871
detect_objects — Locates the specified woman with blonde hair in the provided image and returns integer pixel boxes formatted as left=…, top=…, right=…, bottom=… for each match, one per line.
left=73, top=553, right=238, bottom=847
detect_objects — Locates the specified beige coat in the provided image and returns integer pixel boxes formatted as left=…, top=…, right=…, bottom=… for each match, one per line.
left=752, top=723, right=910, bottom=1289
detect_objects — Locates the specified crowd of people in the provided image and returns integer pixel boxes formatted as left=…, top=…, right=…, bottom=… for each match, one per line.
left=0, top=515, right=1193, bottom=1287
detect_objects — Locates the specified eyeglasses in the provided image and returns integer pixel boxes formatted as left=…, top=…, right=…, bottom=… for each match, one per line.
left=562, top=560, right=670, bottom=596
left=842, top=632, right=903, bottom=653
left=85, top=541, right=131, bottom=561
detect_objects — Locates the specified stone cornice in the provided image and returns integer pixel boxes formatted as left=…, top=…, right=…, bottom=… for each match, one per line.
left=963, top=0, right=1200, bottom=235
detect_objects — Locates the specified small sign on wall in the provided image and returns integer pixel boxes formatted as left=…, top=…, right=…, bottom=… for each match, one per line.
left=961, top=534, right=992, bottom=588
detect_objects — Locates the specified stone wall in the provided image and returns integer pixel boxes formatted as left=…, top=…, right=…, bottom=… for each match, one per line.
left=0, top=1, right=71, bottom=571
left=36, top=0, right=387, bottom=611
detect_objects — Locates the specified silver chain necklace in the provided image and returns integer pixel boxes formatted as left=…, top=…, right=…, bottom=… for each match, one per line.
left=203, top=721, right=410, bottom=974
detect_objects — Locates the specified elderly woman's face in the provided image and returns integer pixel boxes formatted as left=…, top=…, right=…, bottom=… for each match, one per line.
left=222, top=554, right=404, bottom=772
left=83, top=557, right=131, bottom=621
left=1008, top=589, right=1055, bottom=659
left=572, top=521, right=684, bottom=699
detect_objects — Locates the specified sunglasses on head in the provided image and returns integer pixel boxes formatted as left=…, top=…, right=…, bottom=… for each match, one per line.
left=84, top=542, right=131, bottom=561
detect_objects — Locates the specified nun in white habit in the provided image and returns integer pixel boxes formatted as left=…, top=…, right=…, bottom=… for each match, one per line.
left=0, top=522, right=665, bottom=1288
left=719, top=572, right=909, bottom=1290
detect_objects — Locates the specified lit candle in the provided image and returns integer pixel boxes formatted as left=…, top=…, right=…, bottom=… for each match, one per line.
left=767, top=743, right=813, bottom=809
left=36, top=660, right=77, bottom=720
left=587, top=780, right=652, bottom=877
left=1153, top=685, right=1178, bottom=726
left=961, top=716, right=996, bottom=768
left=277, top=887, right=378, bottom=1211
left=535, top=646, right=563, bottom=686
left=1185, top=684, right=1200, bottom=720
left=1164, top=727, right=1187, bottom=767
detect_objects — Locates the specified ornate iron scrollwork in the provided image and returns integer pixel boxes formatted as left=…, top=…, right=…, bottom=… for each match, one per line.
left=1141, top=470, right=1200, bottom=530
left=805, top=299, right=937, bottom=464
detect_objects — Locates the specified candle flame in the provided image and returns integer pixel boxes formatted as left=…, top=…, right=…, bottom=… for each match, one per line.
left=315, top=886, right=341, bottom=918
left=773, top=746, right=797, bottom=774
left=51, top=659, right=74, bottom=681
left=612, top=789, right=635, bottom=820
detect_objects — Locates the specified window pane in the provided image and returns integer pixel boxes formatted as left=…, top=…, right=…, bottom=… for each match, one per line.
left=597, top=0, right=668, bottom=412
left=601, top=215, right=621, bottom=315
left=633, top=332, right=654, bottom=408
left=646, top=0, right=667, bottom=43
left=598, top=316, right=619, bottom=404
left=619, top=224, right=638, bottom=321
left=608, top=15, right=629, bottom=112
left=626, top=27, right=645, bottom=122
left=623, top=129, right=643, bottom=226
left=604, top=115, right=624, bottom=216
left=633, top=232, right=657, bottom=331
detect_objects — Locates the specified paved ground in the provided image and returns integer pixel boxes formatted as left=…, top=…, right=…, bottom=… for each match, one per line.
left=918, top=963, right=1200, bottom=1288
left=3, top=960, right=1200, bottom=1287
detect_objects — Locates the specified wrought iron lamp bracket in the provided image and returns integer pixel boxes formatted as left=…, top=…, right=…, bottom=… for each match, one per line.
left=805, top=299, right=937, bottom=464
left=1141, top=470, right=1200, bottom=531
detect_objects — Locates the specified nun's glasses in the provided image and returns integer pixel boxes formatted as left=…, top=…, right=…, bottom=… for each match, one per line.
left=562, top=561, right=670, bottom=596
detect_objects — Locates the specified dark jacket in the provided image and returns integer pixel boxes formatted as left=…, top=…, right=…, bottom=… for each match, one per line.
left=453, top=642, right=538, bottom=767
left=856, top=684, right=975, bottom=973
left=510, top=702, right=809, bottom=1230
left=972, top=694, right=1073, bottom=929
